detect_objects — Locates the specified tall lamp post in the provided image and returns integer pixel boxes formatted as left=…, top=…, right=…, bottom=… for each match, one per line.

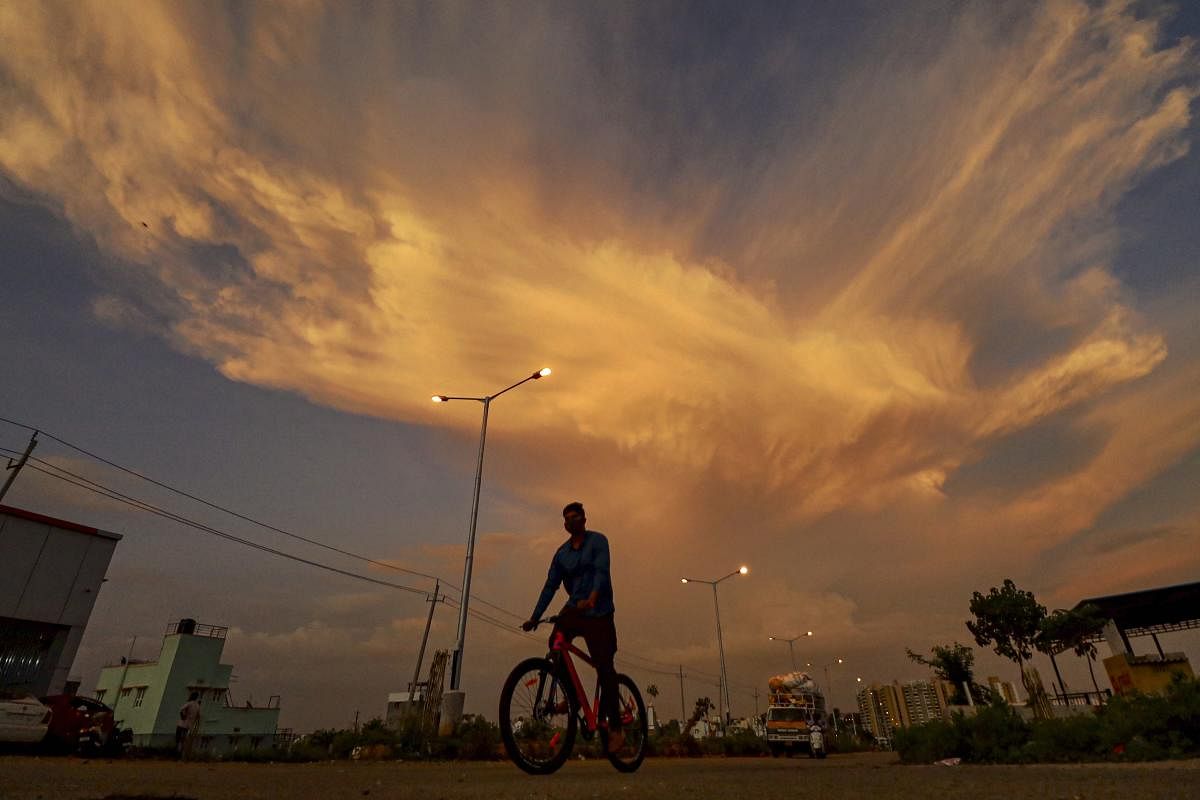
left=767, top=632, right=813, bottom=671
left=821, top=658, right=844, bottom=732
left=432, top=367, right=551, bottom=693
left=681, top=566, right=748, bottom=726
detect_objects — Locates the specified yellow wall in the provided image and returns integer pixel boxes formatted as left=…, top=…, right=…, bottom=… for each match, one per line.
left=1103, top=652, right=1194, bottom=696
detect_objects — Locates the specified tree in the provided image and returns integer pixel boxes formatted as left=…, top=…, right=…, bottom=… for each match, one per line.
left=682, top=696, right=714, bottom=737
left=906, top=642, right=989, bottom=705
left=646, top=684, right=660, bottom=706
left=967, top=579, right=1052, bottom=719
left=1037, top=604, right=1107, bottom=702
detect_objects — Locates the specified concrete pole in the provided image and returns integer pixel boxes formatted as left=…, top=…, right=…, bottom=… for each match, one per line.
left=712, top=582, right=732, bottom=725
left=449, top=399, right=490, bottom=691
left=678, top=665, right=686, bottom=723
left=0, top=430, right=38, bottom=503
left=409, top=582, right=439, bottom=712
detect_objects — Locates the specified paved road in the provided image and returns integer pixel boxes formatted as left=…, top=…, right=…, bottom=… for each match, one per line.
left=3, top=752, right=1200, bottom=800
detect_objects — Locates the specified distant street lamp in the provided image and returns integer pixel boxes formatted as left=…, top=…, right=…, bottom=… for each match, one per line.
left=681, top=566, right=748, bottom=726
left=767, top=631, right=813, bottom=672
left=433, top=367, right=552, bottom=691
left=821, top=658, right=845, bottom=731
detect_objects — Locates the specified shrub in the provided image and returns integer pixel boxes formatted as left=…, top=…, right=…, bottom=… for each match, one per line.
left=895, top=676, right=1200, bottom=764
left=711, top=729, right=769, bottom=757
left=894, top=718, right=962, bottom=764
left=965, top=701, right=1031, bottom=763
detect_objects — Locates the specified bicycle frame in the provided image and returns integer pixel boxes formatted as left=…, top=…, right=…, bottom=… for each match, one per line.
left=549, top=630, right=605, bottom=733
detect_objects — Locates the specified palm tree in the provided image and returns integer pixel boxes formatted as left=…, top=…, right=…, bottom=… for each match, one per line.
left=646, top=683, right=660, bottom=707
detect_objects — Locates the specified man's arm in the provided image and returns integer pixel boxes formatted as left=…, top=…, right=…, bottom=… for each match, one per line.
left=528, top=553, right=563, bottom=625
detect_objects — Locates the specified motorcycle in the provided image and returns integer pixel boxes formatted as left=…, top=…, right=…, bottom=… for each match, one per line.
left=808, top=725, right=827, bottom=759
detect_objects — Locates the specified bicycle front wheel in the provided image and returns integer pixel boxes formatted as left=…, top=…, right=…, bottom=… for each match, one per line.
left=499, top=657, right=577, bottom=775
left=602, top=673, right=648, bottom=773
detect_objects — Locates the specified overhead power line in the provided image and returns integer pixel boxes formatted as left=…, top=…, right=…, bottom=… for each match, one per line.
left=1, top=423, right=765, bottom=694
left=18, top=459, right=429, bottom=597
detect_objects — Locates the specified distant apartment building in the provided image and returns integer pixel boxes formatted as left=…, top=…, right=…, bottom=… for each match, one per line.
left=856, top=683, right=904, bottom=744
left=857, top=679, right=949, bottom=743
left=1, top=504, right=120, bottom=696
left=94, top=618, right=281, bottom=753
left=987, top=676, right=1021, bottom=704
left=900, top=679, right=947, bottom=725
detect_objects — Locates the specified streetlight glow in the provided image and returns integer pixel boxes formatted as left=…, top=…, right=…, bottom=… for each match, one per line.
left=432, top=395, right=446, bottom=403
left=538, top=367, right=552, bottom=377
left=738, top=566, right=749, bottom=574
left=681, top=578, right=689, bottom=584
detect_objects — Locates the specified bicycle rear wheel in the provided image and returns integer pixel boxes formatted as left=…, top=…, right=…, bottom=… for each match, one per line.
left=499, top=657, right=577, bottom=775
left=601, top=673, right=648, bottom=773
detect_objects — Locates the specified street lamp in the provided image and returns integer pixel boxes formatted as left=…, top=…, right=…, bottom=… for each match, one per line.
left=821, top=658, right=844, bottom=732
left=767, top=631, right=813, bottom=672
left=432, top=367, right=552, bottom=692
left=681, top=565, right=748, bottom=726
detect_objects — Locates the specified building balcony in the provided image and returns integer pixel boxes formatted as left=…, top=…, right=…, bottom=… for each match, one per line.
left=166, top=619, right=228, bottom=639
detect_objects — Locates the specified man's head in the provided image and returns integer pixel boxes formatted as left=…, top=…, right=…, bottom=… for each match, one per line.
left=189, top=692, right=200, bottom=702
left=563, top=501, right=586, bottom=536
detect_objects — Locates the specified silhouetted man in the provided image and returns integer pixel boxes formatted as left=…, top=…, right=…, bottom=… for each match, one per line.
left=523, top=502, right=622, bottom=752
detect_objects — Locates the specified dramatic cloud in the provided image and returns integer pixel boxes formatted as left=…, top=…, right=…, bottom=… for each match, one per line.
left=3, top=0, right=1198, bottom=727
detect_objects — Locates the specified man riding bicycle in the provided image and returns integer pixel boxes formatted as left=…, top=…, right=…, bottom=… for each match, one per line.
left=522, top=501, right=623, bottom=753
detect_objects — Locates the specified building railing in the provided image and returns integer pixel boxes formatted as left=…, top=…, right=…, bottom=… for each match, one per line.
left=1050, top=689, right=1111, bottom=706
left=165, top=620, right=228, bottom=639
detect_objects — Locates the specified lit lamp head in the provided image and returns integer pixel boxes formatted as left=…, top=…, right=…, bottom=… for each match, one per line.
left=534, top=367, right=552, bottom=378
left=739, top=566, right=749, bottom=575
left=680, top=578, right=689, bottom=584
left=431, top=395, right=448, bottom=403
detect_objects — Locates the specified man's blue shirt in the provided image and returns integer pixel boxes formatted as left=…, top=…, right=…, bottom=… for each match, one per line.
left=532, top=530, right=615, bottom=620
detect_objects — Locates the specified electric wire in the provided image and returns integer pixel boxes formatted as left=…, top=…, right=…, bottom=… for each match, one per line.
left=2, top=429, right=765, bottom=696
left=0, top=416, right=446, bottom=584
left=19, top=460, right=430, bottom=597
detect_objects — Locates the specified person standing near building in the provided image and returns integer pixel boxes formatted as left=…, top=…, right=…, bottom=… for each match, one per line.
left=176, top=691, right=202, bottom=757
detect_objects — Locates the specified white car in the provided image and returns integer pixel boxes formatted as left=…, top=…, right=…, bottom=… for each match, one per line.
left=0, top=692, right=52, bottom=743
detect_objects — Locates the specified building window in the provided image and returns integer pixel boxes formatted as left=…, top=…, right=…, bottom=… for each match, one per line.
left=250, top=736, right=263, bottom=749
left=95, top=690, right=106, bottom=702
left=133, top=687, right=147, bottom=708
left=120, top=688, right=132, bottom=699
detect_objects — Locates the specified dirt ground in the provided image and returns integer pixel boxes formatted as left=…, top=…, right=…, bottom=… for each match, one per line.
left=3, top=752, right=1200, bottom=800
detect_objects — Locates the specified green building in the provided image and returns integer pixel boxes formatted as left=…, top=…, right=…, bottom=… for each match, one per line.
left=95, top=619, right=281, bottom=753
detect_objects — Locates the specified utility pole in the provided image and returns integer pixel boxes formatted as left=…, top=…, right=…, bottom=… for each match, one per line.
left=753, top=687, right=760, bottom=719
left=409, top=581, right=440, bottom=714
left=678, top=665, right=686, bottom=722
left=0, top=430, right=38, bottom=503
left=353, top=710, right=360, bottom=734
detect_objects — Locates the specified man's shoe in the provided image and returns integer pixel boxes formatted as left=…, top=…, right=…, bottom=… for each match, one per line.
left=606, top=729, right=625, bottom=754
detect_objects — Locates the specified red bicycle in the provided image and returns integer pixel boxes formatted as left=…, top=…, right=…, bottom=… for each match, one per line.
left=499, top=616, right=648, bottom=774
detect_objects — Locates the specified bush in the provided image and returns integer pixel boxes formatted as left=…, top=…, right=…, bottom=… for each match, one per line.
left=648, top=729, right=702, bottom=757
left=429, top=715, right=502, bottom=760
left=964, top=701, right=1031, bottom=763
left=894, top=718, right=963, bottom=764
left=895, top=676, right=1200, bottom=764
left=710, top=729, right=769, bottom=757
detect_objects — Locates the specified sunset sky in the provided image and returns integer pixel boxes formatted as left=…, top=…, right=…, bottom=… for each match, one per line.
left=2, top=0, right=1198, bottom=732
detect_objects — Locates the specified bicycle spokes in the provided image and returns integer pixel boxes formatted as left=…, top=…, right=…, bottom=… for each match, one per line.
left=506, top=664, right=573, bottom=765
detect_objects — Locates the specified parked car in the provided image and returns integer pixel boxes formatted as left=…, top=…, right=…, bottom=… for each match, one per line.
left=0, top=692, right=52, bottom=744
left=40, top=694, right=129, bottom=755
